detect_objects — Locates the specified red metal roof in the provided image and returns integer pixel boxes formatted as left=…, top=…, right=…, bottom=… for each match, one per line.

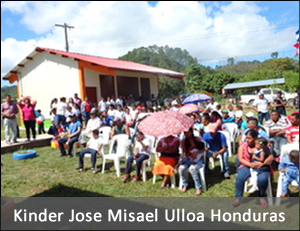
left=36, top=47, right=185, bottom=78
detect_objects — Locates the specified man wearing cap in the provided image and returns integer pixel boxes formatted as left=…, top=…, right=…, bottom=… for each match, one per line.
left=273, top=91, right=287, bottom=116
left=203, top=124, right=230, bottom=179
left=252, top=92, right=270, bottom=125
left=80, top=108, right=101, bottom=145
left=221, top=109, right=235, bottom=123
left=58, top=113, right=82, bottom=157
left=110, top=117, right=130, bottom=138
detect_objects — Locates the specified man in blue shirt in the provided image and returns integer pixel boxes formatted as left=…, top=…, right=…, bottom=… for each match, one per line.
left=203, top=124, right=230, bottom=179
left=58, top=114, right=82, bottom=157
left=221, top=109, right=235, bottom=123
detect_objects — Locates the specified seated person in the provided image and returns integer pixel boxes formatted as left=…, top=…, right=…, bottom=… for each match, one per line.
left=178, top=128, right=205, bottom=195
left=264, top=110, right=289, bottom=157
left=58, top=114, right=82, bottom=157
left=198, top=113, right=210, bottom=137
left=80, top=108, right=101, bottom=144
left=123, top=131, right=151, bottom=182
left=203, top=124, right=230, bottom=179
left=76, top=129, right=104, bottom=173
left=278, top=150, right=299, bottom=197
left=248, top=137, right=270, bottom=193
left=221, top=109, right=235, bottom=123
left=240, top=118, right=269, bottom=143
left=152, top=135, right=180, bottom=188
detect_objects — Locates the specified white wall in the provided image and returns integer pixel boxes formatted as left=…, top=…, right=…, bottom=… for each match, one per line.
left=19, top=52, right=80, bottom=118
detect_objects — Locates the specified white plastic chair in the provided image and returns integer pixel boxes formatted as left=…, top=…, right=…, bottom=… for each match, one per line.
left=275, top=143, right=299, bottom=205
left=102, top=134, right=129, bottom=177
left=129, top=127, right=135, bottom=139
left=72, top=133, right=82, bottom=156
left=99, top=126, right=112, bottom=145
left=223, top=123, right=239, bottom=154
left=209, top=131, right=230, bottom=172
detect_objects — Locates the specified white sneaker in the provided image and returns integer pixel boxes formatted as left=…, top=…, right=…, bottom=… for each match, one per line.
left=248, top=186, right=258, bottom=193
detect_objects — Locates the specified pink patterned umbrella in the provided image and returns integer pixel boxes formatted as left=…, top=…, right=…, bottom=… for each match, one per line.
left=179, top=103, right=200, bottom=114
left=138, top=110, right=194, bottom=137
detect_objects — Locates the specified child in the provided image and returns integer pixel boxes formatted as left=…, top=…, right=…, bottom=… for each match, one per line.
left=76, top=129, right=104, bottom=173
left=36, top=109, right=46, bottom=134
left=235, top=105, right=243, bottom=129
left=278, top=150, right=299, bottom=197
left=248, top=137, right=270, bottom=193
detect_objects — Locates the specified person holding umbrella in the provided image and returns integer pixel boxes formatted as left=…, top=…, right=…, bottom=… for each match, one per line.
left=152, top=135, right=180, bottom=188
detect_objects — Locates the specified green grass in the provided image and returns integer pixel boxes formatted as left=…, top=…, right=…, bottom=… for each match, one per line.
left=2, top=145, right=298, bottom=198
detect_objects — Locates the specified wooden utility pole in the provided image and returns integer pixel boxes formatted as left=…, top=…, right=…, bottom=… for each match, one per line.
left=55, top=23, right=74, bottom=52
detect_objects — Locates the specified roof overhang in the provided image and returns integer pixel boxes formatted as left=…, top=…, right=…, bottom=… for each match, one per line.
left=223, top=78, right=285, bottom=90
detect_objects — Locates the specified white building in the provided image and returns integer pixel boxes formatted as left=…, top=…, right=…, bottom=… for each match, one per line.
left=2, top=47, right=185, bottom=117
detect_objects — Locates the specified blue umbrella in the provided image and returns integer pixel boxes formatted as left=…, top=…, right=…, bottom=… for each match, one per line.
left=182, top=93, right=211, bottom=104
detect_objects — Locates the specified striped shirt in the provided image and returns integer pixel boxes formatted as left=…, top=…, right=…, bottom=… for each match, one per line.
left=265, top=117, right=289, bottom=131
left=285, top=125, right=299, bottom=143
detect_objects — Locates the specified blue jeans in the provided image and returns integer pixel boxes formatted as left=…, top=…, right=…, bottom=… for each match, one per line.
left=258, top=112, right=270, bottom=125
left=282, top=169, right=299, bottom=194
left=235, top=166, right=270, bottom=197
left=270, top=136, right=287, bottom=157
left=179, top=158, right=204, bottom=189
left=125, top=154, right=149, bottom=177
left=58, top=136, right=79, bottom=156
left=207, top=149, right=229, bottom=175
left=79, top=148, right=98, bottom=169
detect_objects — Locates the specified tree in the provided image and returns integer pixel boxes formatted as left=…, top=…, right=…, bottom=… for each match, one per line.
left=271, top=52, right=278, bottom=59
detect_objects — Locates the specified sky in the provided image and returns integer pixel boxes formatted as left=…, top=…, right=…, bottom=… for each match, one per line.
left=1, top=1, right=299, bottom=87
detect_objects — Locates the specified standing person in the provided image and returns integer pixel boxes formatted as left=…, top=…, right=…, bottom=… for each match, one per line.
left=55, top=97, right=68, bottom=129
left=1, top=94, right=19, bottom=144
left=58, top=114, right=82, bottom=158
left=235, top=105, right=244, bottom=129
left=18, top=96, right=37, bottom=141
left=252, top=92, right=270, bottom=125
left=36, top=109, right=46, bottom=134
left=76, top=129, right=104, bottom=173
left=123, top=131, right=151, bottom=182
left=152, top=135, right=180, bottom=188
left=203, top=124, right=230, bottom=178
left=178, top=128, right=206, bottom=195
left=80, top=108, right=102, bottom=145
left=73, top=93, right=82, bottom=108
left=81, top=96, right=93, bottom=127
left=273, top=91, right=287, bottom=116
left=98, top=97, right=108, bottom=113
left=50, top=98, right=58, bottom=109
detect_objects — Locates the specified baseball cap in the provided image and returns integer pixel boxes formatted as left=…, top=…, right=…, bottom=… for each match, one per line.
left=221, top=109, right=229, bottom=114
left=208, top=124, right=218, bottom=133
left=258, top=92, right=263, bottom=96
left=245, top=112, right=254, bottom=118
left=68, top=113, right=76, bottom=118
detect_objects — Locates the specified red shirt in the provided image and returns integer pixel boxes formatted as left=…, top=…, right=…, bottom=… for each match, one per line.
left=85, top=102, right=92, bottom=112
left=285, top=125, right=299, bottom=143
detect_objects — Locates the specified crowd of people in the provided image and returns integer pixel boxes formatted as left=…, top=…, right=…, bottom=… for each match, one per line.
left=1, top=90, right=299, bottom=206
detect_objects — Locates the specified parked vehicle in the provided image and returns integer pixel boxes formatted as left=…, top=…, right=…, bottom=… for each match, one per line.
left=240, top=88, right=296, bottom=107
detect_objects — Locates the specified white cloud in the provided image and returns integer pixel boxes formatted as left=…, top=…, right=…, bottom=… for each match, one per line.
left=1, top=1, right=298, bottom=82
